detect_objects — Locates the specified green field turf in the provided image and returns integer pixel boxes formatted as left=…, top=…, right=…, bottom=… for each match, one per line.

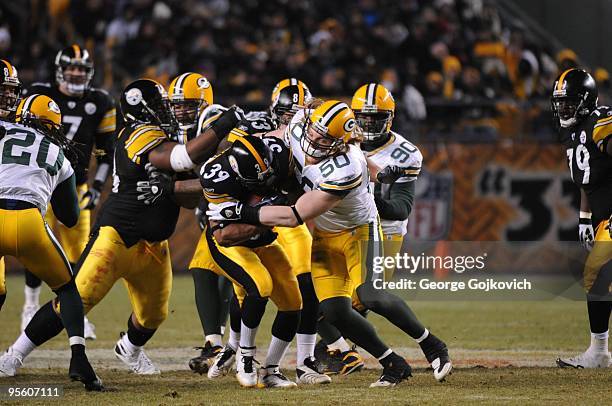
left=0, top=274, right=609, bottom=405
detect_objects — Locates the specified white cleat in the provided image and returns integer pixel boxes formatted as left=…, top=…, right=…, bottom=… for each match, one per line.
left=235, top=347, right=258, bottom=387
left=0, top=348, right=24, bottom=377
left=83, top=317, right=97, bottom=340
left=557, top=350, right=612, bottom=369
left=259, top=366, right=297, bottom=388
left=114, top=335, right=160, bottom=375
left=431, top=356, right=453, bottom=382
left=296, top=357, right=331, bottom=385
left=208, top=345, right=236, bottom=379
left=21, top=305, right=39, bottom=332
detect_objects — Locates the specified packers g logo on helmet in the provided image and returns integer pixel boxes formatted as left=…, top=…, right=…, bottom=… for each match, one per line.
left=169, top=72, right=214, bottom=130
left=351, top=83, right=395, bottom=143
left=301, top=100, right=356, bottom=159
left=16, top=94, right=63, bottom=133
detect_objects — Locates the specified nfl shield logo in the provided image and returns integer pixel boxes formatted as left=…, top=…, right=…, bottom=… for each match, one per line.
left=407, top=169, right=453, bottom=240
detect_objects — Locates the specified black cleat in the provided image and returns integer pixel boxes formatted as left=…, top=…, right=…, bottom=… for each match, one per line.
left=420, top=333, right=452, bottom=382
left=323, top=347, right=365, bottom=375
left=370, top=354, right=411, bottom=388
left=69, top=352, right=104, bottom=391
left=189, top=341, right=223, bottom=375
left=314, top=340, right=329, bottom=364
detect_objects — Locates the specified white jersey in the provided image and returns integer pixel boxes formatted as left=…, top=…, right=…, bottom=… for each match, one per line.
left=366, top=131, right=422, bottom=236
left=0, top=121, right=74, bottom=215
left=285, top=110, right=378, bottom=232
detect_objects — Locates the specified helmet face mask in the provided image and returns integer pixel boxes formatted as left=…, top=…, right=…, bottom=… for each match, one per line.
left=355, top=110, right=393, bottom=143
left=121, top=79, right=179, bottom=136
left=0, top=83, right=20, bottom=118
left=55, top=46, right=94, bottom=96
left=171, top=99, right=206, bottom=130
left=0, top=60, right=21, bottom=118
left=551, top=96, right=584, bottom=128
left=300, top=117, right=342, bottom=159
left=551, top=68, right=598, bottom=129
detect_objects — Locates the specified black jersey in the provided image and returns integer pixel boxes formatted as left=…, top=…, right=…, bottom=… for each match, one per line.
left=23, top=82, right=116, bottom=185
left=200, top=136, right=292, bottom=248
left=97, top=123, right=179, bottom=247
left=558, top=105, right=612, bottom=228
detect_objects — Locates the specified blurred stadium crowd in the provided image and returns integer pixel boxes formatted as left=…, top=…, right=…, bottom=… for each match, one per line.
left=1, top=0, right=609, bottom=139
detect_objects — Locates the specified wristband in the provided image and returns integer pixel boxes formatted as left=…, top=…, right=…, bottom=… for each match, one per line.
left=291, top=205, right=304, bottom=225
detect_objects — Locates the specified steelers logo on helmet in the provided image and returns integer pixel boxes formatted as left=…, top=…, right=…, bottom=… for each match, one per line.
left=125, top=88, right=143, bottom=106
left=301, top=100, right=356, bottom=159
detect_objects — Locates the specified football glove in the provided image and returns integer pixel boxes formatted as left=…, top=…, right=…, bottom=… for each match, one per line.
left=578, top=212, right=594, bottom=252
left=137, top=164, right=175, bottom=205
left=607, top=214, right=612, bottom=239
left=377, top=165, right=407, bottom=184
left=80, top=186, right=102, bottom=210
left=206, top=201, right=260, bottom=224
left=210, top=105, right=244, bottom=140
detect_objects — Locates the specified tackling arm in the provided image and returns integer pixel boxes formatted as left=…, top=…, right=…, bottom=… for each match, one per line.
left=257, top=189, right=342, bottom=227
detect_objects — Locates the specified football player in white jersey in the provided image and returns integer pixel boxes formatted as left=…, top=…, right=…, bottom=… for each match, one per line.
left=208, top=100, right=414, bottom=387
left=0, top=93, right=102, bottom=390
left=317, top=83, right=452, bottom=381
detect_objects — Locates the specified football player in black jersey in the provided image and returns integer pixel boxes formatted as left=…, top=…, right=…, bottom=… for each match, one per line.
left=8, top=78, right=242, bottom=375
left=195, top=134, right=306, bottom=388
left=20, top=45, right=117, bottom=338
left=552, top=68, right=612, bottom=368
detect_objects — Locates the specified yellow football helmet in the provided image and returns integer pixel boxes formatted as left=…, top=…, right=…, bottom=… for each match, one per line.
left=168, top=72, right=213, bottom=130
left=301, top=100, right=356, bottom=159
left=270, top=78, right=311, bottom=126
left=351, top=83, right=395, bottom=143
left=0, top=59, right=21, bottom=119
left=16, top=94, right=62, bottom=131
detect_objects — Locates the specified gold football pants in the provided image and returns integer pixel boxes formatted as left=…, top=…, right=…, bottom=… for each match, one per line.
left=45, top=183, right=90, bottom=264
left=0, top=207, right=72, bottom=292
left=584, top=219, right=612, bottom=294
left=70, top=226, right=172, bottom=329
left=311, top=221, right=383, bottom=303
left=201, top=227, right=301, bottom=311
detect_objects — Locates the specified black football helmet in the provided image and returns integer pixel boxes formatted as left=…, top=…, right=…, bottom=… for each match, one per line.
left=120, top=79, right=178, bottom=135
left=0, top=59, right=21, bottom=119
left=55, top=44, right=94, bottom=96
left=270, top=79, right=311, bottom=126
left=227, top=136, right=274, bottom=191
left=551, top=68, right=598, bottom=128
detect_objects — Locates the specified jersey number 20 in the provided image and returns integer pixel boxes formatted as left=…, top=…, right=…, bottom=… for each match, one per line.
left=1, top=128, right=65, bottom=176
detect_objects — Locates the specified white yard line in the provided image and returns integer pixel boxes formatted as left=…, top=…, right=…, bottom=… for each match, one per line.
left=19, top=347, right=570, bottom=371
